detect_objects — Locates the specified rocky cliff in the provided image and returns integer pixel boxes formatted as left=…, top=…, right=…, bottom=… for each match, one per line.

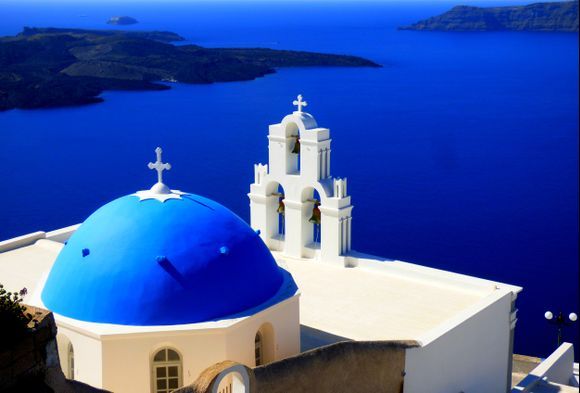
left=401, top=1, right=579, bottom=32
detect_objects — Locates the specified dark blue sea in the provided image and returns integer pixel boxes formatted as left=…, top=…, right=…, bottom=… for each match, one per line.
left=0, top=0, right=578, bottom=360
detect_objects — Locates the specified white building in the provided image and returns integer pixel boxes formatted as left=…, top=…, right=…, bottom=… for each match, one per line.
left=0, top=148, right=300, bottom=393
left=0, top=96, right=543, bottom=393
left=248, top=96, right=523, bottom=393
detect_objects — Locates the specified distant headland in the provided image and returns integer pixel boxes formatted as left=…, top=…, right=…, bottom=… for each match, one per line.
left=0, top=27, right=379, bottom=111
left=107, top=16, right=139, bottom=26
left=400, top=1, right=579, bottom=32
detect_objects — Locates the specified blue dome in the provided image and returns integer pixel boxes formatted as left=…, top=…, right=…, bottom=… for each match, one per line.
left=41, top=193, right=286, bottom=326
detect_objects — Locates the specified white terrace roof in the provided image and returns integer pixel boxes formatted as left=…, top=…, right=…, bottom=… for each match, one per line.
left=0, top=238, right=60, bottom=298
left=0, top=227, right=521, bottom=344
left=275, top=251, right=521, bottom=346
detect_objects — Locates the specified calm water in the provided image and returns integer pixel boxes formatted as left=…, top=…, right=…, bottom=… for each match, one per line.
left=0, top=0, right=578, bottom=359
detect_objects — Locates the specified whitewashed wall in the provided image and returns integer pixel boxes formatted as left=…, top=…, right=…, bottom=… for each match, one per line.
left=57, top=324, right=104, bottom=389
left=91, top=296, right=299, bottom=393
left=404, top=291, right=514, bottom=393
left=101, top=329, right=226, bottom=393
left=225, top=296, right=300, bottom=367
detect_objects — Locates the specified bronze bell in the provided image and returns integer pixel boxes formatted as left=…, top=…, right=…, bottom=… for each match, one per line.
left=291, top=136, right=300, bottom=154
left=277, top=198, right=285, bottom=216
left=308, top=203, right=321, bottom=225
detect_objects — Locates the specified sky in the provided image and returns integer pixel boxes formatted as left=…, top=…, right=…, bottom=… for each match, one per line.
left=0, top=0, right=566, bottom=3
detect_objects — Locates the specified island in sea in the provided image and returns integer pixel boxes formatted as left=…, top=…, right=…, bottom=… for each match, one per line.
left=0, top=27, right=379, bottom=111
left=400, top=1, right=579, bottom=32
left=107, top=16, right=139, bottom=26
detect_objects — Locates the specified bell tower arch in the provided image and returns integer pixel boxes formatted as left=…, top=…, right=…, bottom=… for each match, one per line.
left=248, top=95, right=353, bottom=265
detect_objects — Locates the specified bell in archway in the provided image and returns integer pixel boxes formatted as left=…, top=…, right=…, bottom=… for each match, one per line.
left=308, top=202, right=321, bottom=225
left=277, top=197, right=285, bottom=216
left=291, top=136, right=300, bottom=154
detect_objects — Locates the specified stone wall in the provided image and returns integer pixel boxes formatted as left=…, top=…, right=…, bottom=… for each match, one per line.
left=0, top=306, right=57, bottom=391
left=177, top=340, right=419, bottom=393
left=0, top=305, right=107, bottom=393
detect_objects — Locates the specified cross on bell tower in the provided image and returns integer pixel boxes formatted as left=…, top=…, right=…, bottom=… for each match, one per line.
left=148, top=147, right=172, bottom=194
left=293, top=95, right=308, bottom=113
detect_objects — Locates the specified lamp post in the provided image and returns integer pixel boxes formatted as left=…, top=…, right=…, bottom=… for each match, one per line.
left=544, top=311, right=577, bottom=347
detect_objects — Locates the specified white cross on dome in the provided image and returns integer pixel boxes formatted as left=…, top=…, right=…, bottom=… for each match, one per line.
left=133, top=147, right=186, bottom=202
left=148, top=147, right=171, bottom=185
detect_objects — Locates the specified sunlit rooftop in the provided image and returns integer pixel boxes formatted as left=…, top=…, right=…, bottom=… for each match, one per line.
left=275, top=251, right=520, bottom=347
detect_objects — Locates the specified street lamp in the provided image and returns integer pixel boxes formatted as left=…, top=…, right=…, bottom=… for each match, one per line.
left=544, top=310, right=577, bottom=347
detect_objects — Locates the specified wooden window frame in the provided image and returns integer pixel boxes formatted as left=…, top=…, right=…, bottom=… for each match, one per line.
left=151, top=347, right=182, bottom=393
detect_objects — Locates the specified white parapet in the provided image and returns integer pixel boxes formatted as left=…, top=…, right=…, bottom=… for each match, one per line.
left=45, top=224, right=81, bottom=243
left=512, top=343, right=579, bottom=392
left=0, top=231, right=46, bottom=253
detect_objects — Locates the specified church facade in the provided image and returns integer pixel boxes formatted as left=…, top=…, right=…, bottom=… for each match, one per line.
left=0, top=96, right=524, bottom=393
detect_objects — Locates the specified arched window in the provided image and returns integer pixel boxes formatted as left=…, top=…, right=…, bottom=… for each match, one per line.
left=254, top=332, right=263, bottom=366
left=152, top=348, right=182, bottom=393
left=67, top=343, right=74, bottom=380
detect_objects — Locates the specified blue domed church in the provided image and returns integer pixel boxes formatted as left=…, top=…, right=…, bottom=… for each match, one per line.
left=0, top=100, right=526, bottom=393
left=37, top=147, right=300, bottom=393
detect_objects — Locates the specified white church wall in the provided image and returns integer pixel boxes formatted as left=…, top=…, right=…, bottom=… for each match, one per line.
left=56, top=333, right=74, bottom=379
left=57, top=324, right=104, bottom=388
left=224, top=296, right=300, bottom=367
left=404, top=291, right=513, bottom=393
left=96, top=297, right=299, bottom=393
left=101, top=330, right=227, bottom=393
left=270, top=297, right=301, bottom=360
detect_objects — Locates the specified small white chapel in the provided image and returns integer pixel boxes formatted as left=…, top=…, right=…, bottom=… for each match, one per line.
left=3, top=95, right=560, bottom=393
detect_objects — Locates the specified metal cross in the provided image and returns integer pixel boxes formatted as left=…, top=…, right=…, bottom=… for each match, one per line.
left=293, top=94, right=308, bottom=113
left=148, top=147, right=171, bottom=184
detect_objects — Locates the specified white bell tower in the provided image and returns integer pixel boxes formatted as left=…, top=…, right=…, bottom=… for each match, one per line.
left=248, top=95, right=353, bottom=265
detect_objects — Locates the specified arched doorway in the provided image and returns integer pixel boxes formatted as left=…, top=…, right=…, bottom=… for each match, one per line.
left=213, top=365, right=251, bottom=393
left=216, top=371, right=247, bottom=393
left=151, top=347, right=182, bottom=393
left=56, top=333, right=74, bottom=380
left=67, top=343, right=75, bottom=380
left=254, top=323, right=275, bottom=366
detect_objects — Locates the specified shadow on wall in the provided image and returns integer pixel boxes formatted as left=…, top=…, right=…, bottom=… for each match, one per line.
left=300, top=325, right=351, bottom=352
left=174, top=340, right=419, bottom=393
